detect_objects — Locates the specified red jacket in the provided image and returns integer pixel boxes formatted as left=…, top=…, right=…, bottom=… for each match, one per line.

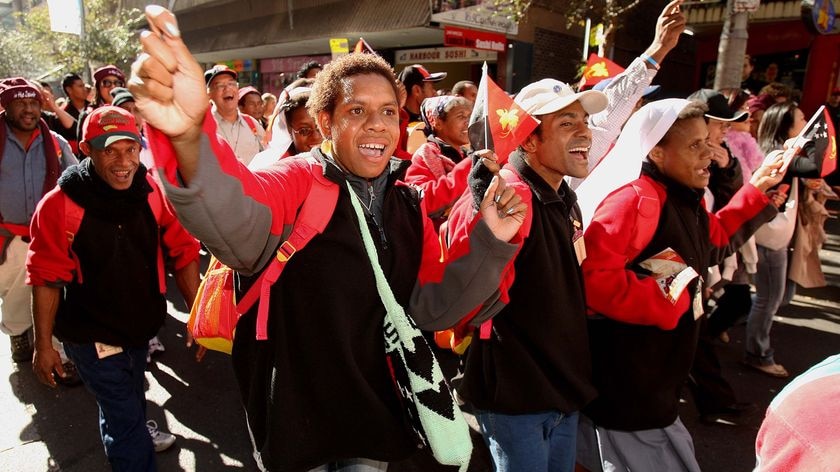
left=27, top=174, right=199, bottom=288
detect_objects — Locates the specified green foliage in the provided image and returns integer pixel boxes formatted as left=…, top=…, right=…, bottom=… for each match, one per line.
left=489, top=0, right=644, bottom=35
left=0, top=0, right=143, bottom=81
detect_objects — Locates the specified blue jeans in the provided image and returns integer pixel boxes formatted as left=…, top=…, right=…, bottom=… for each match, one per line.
left=65, top=342, right=155, bottom=472
left=745, top=245, right=788, bottom=366
left=475, top=409, right=579, bottom=472
left=307, top=459, right=387, bottom=471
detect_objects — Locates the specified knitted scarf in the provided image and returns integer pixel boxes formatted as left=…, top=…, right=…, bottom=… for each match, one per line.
left=347, top=181, right=472, bottom=471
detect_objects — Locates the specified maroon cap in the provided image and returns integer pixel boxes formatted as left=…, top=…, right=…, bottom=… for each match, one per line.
left=93, top=65, right=125, bottom=82
left=0, top=77, right=42, bottom=108
left=747, top=94, right=776, bottom=115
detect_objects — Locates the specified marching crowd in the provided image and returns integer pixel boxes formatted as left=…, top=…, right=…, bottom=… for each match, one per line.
left=1, top=1, right=839, bottom=471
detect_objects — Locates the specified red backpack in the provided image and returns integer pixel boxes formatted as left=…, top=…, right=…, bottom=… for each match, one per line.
left=187, top=157, right=339, bottom=353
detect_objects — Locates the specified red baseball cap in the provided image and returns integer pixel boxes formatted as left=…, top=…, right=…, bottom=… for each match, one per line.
left=82, top=106, right=141, bottom=150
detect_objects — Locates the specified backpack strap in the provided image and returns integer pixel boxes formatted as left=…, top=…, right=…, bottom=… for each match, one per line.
left=145, top=174, right=167, bottom=294
left=63, top=192, right=85, bottom=284
left=236, top=156, right=340, bottom=341
left=241, top=114, right=259, bottom=136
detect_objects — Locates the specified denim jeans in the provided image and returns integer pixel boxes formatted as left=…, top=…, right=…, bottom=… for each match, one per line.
left=475, top=409, right=579, bottom=472
left=307, top=458, right=387, bottom=472
left=745, top=245, right=788, bottom=366
left=65, top=342, right=155, bottom=472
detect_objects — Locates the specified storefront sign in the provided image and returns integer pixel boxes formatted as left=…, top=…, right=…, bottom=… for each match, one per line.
left=395, top=47, right=498, bottom=64
left=802, top=0, right=839, bottom=34
left=444, top=26, right=507, bottom=52
left=330, top=38, right=349, bottom=60
left=812, top=0, right=836, bottom=33
left=432, top=2, right=518, bottom=35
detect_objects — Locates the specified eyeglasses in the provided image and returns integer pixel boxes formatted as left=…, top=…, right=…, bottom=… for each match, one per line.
left=100, top=79, right=124, bottom=88
left=292, top=127, right=321, bottom=138
left=211, top=81, right=238, bottom=91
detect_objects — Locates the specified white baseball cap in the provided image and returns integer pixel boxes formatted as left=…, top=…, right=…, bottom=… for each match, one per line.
left=515, top=79, right=608, bottom=118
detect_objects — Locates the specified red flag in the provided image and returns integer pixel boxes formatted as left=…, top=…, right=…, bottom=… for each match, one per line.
left=814, top=108, right=837, bottom=177
left=353, top=38, right=375, bottom=54
left=582, top=53, right=625, bottom=87
left=468, top=63, right=539, bottom=163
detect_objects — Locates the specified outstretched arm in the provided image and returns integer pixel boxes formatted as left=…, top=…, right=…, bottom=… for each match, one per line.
left=129, top=5, right=208, bottom=183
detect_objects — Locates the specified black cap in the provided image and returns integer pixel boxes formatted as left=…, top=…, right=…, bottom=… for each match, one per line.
left=688, top=89, right=748, bottom=122
left=204, top=65, right=238, bottom=86
left=397, top=64, right=447, bottom=91
left=110, top=87, right=135, bottom=107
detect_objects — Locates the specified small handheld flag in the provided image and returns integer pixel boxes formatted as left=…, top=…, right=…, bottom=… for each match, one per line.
left=468, top=63, right=539, bottom=164
left=777, top=105, right=837, bottom=176
left=354, top=38, right=376, bottom=55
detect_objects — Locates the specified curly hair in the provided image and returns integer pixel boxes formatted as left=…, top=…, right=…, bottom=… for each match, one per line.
left=307, top=54, right=399, bottom=122
left=759, top=82, right=792, bottom=100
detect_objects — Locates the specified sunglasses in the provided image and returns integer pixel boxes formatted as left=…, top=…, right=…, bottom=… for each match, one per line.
left=292, top=127, right=321, bottom=138
left=101, top=79, right=125, bottom=88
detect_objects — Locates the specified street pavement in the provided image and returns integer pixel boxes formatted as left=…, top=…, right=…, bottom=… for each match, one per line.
left=1, top=202, right=838, bottom=472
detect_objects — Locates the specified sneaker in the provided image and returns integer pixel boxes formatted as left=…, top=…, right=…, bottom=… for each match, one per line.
left=55, top=360, right=83, bottom=387
left=147, top=336, right=165, bottom=363
left=10, top=329, right=33, bottom=363
left=146, top=420, right=176, bottom=452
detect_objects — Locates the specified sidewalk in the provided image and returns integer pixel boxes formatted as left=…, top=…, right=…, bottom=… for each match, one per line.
left=0, top=262, right=253, bottom=471
left=684, top=200, right=840, bottom=471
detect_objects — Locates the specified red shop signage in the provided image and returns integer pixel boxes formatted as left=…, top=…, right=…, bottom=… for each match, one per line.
left=444, top=26, right=507, bottom=52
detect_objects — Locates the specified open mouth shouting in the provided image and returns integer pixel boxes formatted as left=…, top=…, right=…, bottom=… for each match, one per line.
left=359, top=142, right=387, bottom=158
left=568, top=145, right=591, bottom=161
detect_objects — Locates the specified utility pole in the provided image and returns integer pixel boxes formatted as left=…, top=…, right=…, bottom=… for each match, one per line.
left=713, top=0, right=749, bottom=90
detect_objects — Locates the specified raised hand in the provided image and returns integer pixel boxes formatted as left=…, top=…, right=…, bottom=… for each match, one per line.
left=479, top=174, right=527, bottom=243
left=751, top=150, right=786, bottom=192
left=129, top=5, right=208, bottom=141
left=647, top=0, right=686, bottom=62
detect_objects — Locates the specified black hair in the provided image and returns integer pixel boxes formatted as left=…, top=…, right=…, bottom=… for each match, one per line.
left=297, top=61, right=323, bottom=79
left=757, top=102, right=798, bottom=155
left=61, top=73, right=83, bottom=96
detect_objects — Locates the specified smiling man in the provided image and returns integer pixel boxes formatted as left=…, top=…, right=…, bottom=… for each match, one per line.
left=129, top=6, right=527, bottom=471
left=444, top=78, right=608, bottom=472
left=205, top=65, right=265, bottom=165
left=577, top=99, right=783, bottom=472
left=0, top=78, right=76, bottom=370
left=27, top=105, right=200, bottom=469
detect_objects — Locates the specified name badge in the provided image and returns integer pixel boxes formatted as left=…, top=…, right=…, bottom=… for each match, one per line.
left=571, top=218, right=586, bottom=265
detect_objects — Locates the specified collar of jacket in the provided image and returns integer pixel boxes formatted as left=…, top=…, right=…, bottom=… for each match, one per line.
left=510, top=150, right=577, bottom=209
left=641, top=160, right=704, bottom=207
left=428, top=135, right=467, bottom=163
left=311, top=146, right=410, bottom=195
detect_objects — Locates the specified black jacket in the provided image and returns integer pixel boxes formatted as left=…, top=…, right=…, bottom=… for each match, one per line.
left=459, top=151, right=597, bottom=415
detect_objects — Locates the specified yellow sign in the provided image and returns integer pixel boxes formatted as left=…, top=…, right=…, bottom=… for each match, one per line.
left=330, top=38, right=349, bottom=58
